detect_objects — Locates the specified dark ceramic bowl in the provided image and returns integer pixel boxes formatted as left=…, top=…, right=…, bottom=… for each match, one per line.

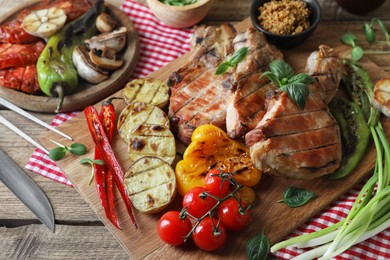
left=250, top=0, right=321, bottom=49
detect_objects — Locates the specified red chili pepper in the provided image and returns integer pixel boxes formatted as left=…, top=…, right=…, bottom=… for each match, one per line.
left=93, top=98, right=121, bottom=229
left=98, top=98, right=122, bottom=229
left=85, top=105, right=137, bottom=229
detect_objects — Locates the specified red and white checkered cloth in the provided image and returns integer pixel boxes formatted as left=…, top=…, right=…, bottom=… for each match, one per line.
left=25, top=0, right=390, bottom=258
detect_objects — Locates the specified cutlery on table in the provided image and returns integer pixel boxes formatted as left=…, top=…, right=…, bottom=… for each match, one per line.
left=0, top=149, right=55, bottom=232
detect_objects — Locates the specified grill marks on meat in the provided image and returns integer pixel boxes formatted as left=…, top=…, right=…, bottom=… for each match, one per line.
left=225, top=29, right=283, bottom=139
left=168, top=25, right=282, bottom=145
left=246, top=91, right=341, bottom=179
left=168, top=24, right=238, bottom=144
left=245, top=45, right=343, bottom=180
left=306, top=45, right=343, bottom=103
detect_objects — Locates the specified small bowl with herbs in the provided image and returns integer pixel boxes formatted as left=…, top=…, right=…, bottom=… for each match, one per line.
left=146, top=0, right=213, bottom=28
left=250, top=0, right=321, bottom=49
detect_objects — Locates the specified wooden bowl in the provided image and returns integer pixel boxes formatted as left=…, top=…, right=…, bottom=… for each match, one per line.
left=146, top=0, right=213, bottom=28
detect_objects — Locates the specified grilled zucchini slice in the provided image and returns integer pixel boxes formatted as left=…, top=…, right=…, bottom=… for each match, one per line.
left=118, top=101, right=170, bottom=144
left=124, top=156, right=176, bottom=214
left=122, top=78, right=170, bottom=109
left=128, top=124, right=176, bottom=165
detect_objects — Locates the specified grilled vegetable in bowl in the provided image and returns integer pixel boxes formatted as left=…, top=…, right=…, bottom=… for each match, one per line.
left=72, top=45, right=109, bottom=84
left=22, top=7, right=67, bottom=40
left=85, top=27, right=127, bottom=52
left=96, top=12, right=119, bottom=33
left=37, top=0, right=105, bottom=112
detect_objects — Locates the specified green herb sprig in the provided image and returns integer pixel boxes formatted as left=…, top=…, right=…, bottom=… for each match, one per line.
left=80, top=158, right=105, bottom=185
left=215, top=47, right=249, bottom=75
left=159, top=0, right=198, bottom=6
left=277, top=186, right=316, bottom=208
left=48, top=140, right=87, bottom=161
left=262, top=60, right=313, bottom=109
left=341, top=18, right=390, bottom=61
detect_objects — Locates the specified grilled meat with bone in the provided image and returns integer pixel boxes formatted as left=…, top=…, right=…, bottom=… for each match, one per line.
left=168, top=25, right=282, bottom=145
left=245, top=45, right=343, bottom=179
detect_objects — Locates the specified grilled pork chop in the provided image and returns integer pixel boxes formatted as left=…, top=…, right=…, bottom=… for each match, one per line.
left=168, top=25, right=282, bottom=145
left=245, top=45, right=343, bottom=179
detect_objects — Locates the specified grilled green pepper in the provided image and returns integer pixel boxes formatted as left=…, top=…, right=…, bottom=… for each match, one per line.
left=326, top=96, right=370, bottom=179
left=37, top=0, right=104, bottom=113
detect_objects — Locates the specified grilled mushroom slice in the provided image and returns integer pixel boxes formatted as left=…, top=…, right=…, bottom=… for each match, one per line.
left=89, top=48, right=123, bottom=70
left=72, top=45, right=109, bottom=84
left=96, top=12, right=119, bottom=33
left=85, top=27, right=127, bottom=52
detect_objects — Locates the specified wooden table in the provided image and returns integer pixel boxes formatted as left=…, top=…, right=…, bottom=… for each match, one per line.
left=0, top=0, right=389, bottom=258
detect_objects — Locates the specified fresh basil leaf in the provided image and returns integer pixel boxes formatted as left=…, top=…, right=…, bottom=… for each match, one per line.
left=269, top=60, right=294, bottom=80
left=246, top=233, right=270, bottom=260
left=351, top=46, right=364, bottom=61
left=362, top=23, right=376, bottom=44
left=278, top=186, right=316, bottom=208
left=341, top=33, right=358, bottom=46
left=215, top=61, right=231, bottom=75
left=49, top=147, right=67, bottom=161
left=261, top=71, right=280, bottom=85
left=288, top=73, right=314, bottom=85
left=229, top=47, right=249, bottom=66
left=69, top=143, right=87, bottom=155
left=281, top=83, right=310, bottom=110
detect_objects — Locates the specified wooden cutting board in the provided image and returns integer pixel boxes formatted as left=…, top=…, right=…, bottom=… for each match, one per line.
left=38, top=18, right=390, bottom=259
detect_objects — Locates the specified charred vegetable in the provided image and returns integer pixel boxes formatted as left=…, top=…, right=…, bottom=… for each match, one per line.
left=37, top=0, right=104, bottom=113
left=327, top=96, right=370, bottom=179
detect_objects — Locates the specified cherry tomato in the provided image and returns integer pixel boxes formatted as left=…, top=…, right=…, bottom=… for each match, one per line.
left=157, top=211, right=192, bottom=246
left=218, top=198, right=250, bottom=231
left=204, top=169, right=230, bottom=197
left=182, top=187, right=217, bottom=218
left=192, top=217, right=227, bottom=251
left=236, top=186, right=256, bottom=205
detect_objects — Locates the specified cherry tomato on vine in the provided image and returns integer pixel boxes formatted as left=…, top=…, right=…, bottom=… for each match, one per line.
left=236, top=185, right=256, bottom=205
left=218, top=198, right=251, bottom=231
left=204, top=169, right=230, bottom=197
left=182, top=187, right=217, bottom=218
left=157, top=211, right=192, bottom=246
left=192, top=217, right=227, bottom=251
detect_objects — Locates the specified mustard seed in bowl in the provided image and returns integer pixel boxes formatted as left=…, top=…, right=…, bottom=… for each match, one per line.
left=258, top=0, right=311, bottom=35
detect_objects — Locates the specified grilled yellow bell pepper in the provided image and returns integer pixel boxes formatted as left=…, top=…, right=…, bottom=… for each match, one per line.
left=175, top=124, right=262, bottom=196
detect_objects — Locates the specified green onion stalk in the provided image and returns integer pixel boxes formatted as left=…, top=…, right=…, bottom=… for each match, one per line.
left=270, top=60, right=390, bottom=259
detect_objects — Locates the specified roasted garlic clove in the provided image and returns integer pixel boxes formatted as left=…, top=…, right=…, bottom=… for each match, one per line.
left=85, top=27, right=127, bottom=52
left=72, top=45, right=109, bottom=84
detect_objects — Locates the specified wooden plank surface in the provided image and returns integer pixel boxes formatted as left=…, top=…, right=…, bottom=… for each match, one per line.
left=1, top=0, right=390, bottom=259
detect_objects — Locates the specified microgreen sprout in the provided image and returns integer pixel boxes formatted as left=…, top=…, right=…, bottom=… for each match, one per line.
left=79, top=158, right=104, bottom=185
left=48, top=140, right=87, bottom=161
left=341, top=18, right=390, bottom=61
